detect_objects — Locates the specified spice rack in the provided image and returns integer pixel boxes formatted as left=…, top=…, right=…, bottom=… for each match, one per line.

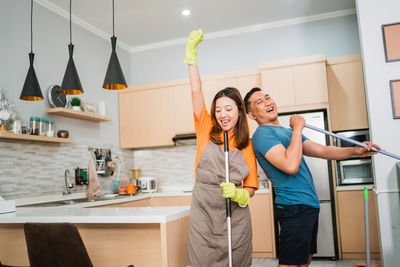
left=46, top=108, right=111, bottom=122
left=0, top=131, right=73, bottom=143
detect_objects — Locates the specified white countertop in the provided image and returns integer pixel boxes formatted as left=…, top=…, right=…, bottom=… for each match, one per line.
left=0, top=187, right=268, bottom=224
left=0, top=206, right=190, bottom=224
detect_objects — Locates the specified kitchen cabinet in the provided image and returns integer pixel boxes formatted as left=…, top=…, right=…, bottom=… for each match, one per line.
left=119, top=85, right=176, bottom=148
left=337, top=190, right=380, bottom=260
left=46, top=107, right=111, bottom=122
left=248, top=193, right=276, bottom=258
left=152, top=196, right=191, bottom=207
left=118, top=69, right=261, bottom=148
left=95, top=198, right=152, bottom=207
left=260, top=55, right=329, bottom=113
left=326, top=55, right=369, bottom=131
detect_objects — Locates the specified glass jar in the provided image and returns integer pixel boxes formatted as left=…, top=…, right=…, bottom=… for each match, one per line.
left=38, top=118, right=47, bottom=136
left=46, top=119, right=55, bottom=137
left=30, top=117, right=39, bottom=135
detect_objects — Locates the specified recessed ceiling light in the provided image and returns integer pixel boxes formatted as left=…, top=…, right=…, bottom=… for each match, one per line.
left=182, top=9, right=191, bottom=16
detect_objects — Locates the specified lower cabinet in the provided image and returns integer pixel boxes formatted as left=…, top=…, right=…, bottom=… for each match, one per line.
left=95, top=198, right=152, bottom=207
left=249, top=193, right=276, bottom=258
left=152, top=196, right=192, bottom=207
left=94, top=194, right=276, bottom=258
left=337, top=190, right=380, bottom=260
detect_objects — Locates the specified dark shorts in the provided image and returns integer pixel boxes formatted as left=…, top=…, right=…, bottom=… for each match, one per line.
left=274, top=204, right=319, bottom=265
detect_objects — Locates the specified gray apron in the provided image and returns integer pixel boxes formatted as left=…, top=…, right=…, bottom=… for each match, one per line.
left=187, top=142, right=253, bottom=267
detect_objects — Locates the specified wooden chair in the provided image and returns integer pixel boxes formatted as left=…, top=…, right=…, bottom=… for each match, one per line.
left=24, top=223, right=93, bottom=267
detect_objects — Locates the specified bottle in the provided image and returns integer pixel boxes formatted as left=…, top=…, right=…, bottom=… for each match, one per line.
left=30, top=117, right=39, bottom=135
left=46, top=119, right=55, bottom=137
left=38, top=118, right=47, bottom=136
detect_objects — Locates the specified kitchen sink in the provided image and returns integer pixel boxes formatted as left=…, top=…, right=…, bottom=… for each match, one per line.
left=20, top=194, right=129, bottom=207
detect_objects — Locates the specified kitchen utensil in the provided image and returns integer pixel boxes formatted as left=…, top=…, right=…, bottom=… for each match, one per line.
left=127, top=184, right=136, bottom=195
left=131, top=168, right=141, bottom=180
left=138, top=177, right=157, bottom=193
left=57, top=130, right=69, bottom=138
left=305, top=124, right=400, bottom=160
left=224, top=131, right=233, bottom=267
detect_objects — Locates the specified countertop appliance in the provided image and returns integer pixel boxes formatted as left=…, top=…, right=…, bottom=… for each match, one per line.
left=278, top=110, right=336, bottom=258
left=139, top=177, right=158, bottom=193
left=333, top=130, right=373, bottom=185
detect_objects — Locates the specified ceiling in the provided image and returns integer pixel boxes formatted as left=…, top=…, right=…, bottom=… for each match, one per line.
left=38, top=0, right=356, bottom=51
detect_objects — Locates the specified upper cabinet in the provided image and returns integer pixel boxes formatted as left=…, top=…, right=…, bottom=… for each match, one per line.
left=119, top=82, right=178, bottom=149
left=119, top=70, right=261, bottom=149
left=326, top=55, right=369, bottom=131
left=119, top=54, right=368, bottom=148
left=260, top=55, right=329, bottom=113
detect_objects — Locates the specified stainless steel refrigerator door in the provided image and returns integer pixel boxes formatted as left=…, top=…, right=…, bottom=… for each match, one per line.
left=314, top=201, right=336, bottom=257
left=278, top=111, right=331, bottom=200
left=278, top=111, right=335, bottom=257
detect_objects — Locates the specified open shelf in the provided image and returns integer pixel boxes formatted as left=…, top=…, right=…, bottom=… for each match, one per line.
left=0, top=131, right=73, bottom=143
left=46, top=108, right=112, bottom=122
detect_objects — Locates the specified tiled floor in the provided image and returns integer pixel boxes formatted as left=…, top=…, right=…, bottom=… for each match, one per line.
left=252, top=258, right=380, bottom=267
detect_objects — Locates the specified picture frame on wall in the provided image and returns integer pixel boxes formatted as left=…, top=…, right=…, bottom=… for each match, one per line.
left=390, top=80, right=400, bottom=119
left=83, top=102, right=97, bottom=114
left=382, top=22, right=400, bottom=62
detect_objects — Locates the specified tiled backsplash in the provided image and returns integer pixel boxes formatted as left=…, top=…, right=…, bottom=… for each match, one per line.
left=0, top=140, right=133, bottom=200
left=133, top=145, right=196, bottom=193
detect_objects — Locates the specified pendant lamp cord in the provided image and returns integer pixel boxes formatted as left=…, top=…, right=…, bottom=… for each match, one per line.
left=30, top=0, right=33, bottom=52
left=69, top=0, right=72, bottom=44
left=112, top=0, right=115, bottom=37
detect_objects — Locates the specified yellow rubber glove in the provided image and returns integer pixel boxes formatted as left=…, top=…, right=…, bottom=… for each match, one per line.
left=220, top=182, right=250, bottom=207
left=185, top=29, right=204, bottom=64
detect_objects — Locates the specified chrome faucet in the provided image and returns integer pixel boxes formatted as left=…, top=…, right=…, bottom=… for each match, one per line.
left=63, top=169, right=73, bottom=195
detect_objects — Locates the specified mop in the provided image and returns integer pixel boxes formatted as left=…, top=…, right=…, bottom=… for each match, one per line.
left=304, top=124, right=400, bottom=160
left=224, top=131, right=233, bottom=267
left=354, top=187, right=380, bottom=267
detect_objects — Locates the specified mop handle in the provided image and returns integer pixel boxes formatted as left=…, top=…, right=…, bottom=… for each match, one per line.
left=224, top=131, right=233, bottom=267
left=364, top=186, right=371, bottom=267
left=304, top=124, right=400, bottom=161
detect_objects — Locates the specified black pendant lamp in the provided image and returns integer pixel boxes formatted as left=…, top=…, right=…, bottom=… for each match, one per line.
left=103, top=0, right=127, bottom=90
left=20, top=0, right=43, bottom=101
left=60, top=0, right=83, bottom=95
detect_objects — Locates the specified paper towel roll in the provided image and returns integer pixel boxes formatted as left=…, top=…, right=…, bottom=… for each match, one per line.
left=98, top=101, right=106, bottom=116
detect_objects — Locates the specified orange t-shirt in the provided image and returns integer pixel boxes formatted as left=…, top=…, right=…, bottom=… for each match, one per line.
left=193, top=105, right=259, bottom=189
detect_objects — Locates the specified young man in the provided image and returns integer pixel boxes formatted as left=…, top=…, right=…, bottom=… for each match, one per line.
left=243, top=87, right=380, bottom=267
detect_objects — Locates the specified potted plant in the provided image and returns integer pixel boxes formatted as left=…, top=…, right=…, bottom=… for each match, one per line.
left=70, top=97, right=81, bottom=111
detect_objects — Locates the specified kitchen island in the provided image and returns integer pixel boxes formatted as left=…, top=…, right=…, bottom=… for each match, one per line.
left=0, top=205, right=190, bottom=267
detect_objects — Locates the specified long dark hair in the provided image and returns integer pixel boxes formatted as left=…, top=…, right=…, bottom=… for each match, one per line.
left=209, top=87, right=249, bottom=149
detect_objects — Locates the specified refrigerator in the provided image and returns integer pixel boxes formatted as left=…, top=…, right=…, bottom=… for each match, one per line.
left=278, top=110, right=336, bottom=258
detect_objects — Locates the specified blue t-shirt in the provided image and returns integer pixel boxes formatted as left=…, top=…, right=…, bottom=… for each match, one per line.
left=252, top=125, right=320, bottom=208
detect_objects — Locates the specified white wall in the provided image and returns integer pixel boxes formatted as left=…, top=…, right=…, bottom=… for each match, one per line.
left=0, top=0, right=133, bottom=199
left=356, top=0, right=400, bottom=266
left=0, top=0, right=131, bottom=147
left=131, top=14, right=361, bottom=85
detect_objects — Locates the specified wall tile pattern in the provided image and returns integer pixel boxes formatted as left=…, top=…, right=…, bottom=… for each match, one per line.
left=133, top=145, right=196, bottom=193
left=0, top=140, right=133, bottom=200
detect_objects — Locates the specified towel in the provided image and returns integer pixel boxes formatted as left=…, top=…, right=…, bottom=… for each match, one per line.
left=86, top=149, right=101, bottom=198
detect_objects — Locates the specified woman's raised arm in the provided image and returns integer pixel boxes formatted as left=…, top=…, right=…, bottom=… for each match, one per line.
left=185, top=29, right=205, bottom=120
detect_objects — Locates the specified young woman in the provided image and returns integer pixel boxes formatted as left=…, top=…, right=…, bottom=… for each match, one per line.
left=185, top=29, right=258, bottom=267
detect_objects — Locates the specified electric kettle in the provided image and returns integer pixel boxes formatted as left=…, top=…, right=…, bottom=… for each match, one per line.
left=138, top=177, right=158, bottom=193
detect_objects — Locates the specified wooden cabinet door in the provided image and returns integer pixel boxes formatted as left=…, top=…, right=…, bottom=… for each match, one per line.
left=94, top=198, right=152, bottom=208
left=237, top=72, right=262, bottom=137
left=172, top=84, right=194, bottom=134
left=261, top=67, right=295, bottom=108
left=293, top=62, right=328, bottom=106
left=119, top=87, right=175, bottom=148
left=327, top=55, right=368, bottom=131
left=249, top=193, right=275, bottom=257
left=337, top=190, right=380, bottom=258
left=152, top=196, right=192, bottom=207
